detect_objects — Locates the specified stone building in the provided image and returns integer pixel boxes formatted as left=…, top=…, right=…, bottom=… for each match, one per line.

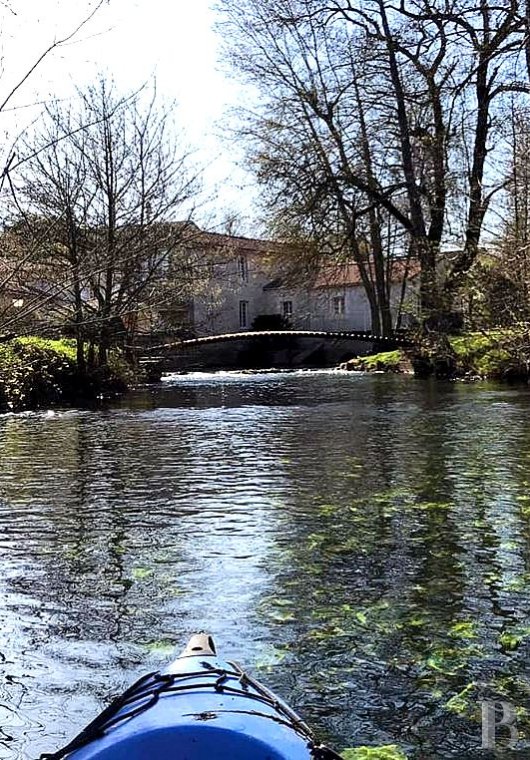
left=185, top=230, right=279, bottom=336
left=181, top=229, right=420, bottom=336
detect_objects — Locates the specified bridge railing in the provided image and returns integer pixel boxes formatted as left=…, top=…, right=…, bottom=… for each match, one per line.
left=137, top=329, right=415, bottom=354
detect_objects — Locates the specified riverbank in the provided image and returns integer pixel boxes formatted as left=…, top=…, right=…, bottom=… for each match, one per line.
left=0, top=337, right=131, bottom=412
left=4, top=330, right=527, bottom=413
left=342, top=329, right=530, bottom=381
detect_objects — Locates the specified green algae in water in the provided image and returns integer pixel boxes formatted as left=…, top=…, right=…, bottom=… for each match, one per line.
left=254, top=643, right=290, bottom=670
left=318, top=503, right=341, bottom=516
left=131, top=567, right=153, bottom=580
left=499, top=626, right=530, bottom=651
left=143, top=639, right=176, bottom=656
left=449, top=621, right=477, bottom=640
left=500, top=631, right=523, bottom=651
left=341, top=746, right=408, bottom=759
left=267, top=609, right=296, bottom=624
left=423, top=643, right=480, bottom=677
left=444, top=682, right=478, bottom=718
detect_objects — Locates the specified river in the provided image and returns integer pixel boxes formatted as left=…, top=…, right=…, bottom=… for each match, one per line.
left=1, top=370, right=530, bottom=758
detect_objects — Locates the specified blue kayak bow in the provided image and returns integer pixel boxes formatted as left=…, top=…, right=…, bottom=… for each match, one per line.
left=41, top=633, right=343, bottom=760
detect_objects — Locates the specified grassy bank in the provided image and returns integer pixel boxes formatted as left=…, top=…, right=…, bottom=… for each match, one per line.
left=0, top=337, right=130, bottom=412
left=342, top=328, right=530, bottom=381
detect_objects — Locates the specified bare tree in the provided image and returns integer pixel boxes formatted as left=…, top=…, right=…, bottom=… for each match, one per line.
left=11, top=79, right=201, bottom=367
left=0, top=0, right=109, bottom=339
left=478, top=103, right=530, bottom=325
left=223, top=6, right=405, bottom=333
left=218, top=0, right=530, bottom=327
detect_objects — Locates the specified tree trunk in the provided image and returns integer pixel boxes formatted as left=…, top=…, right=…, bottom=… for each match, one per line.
left=98, top=329, right=109, bottom=366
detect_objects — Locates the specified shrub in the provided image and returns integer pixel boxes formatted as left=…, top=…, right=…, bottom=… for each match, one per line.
left=0, top=338, right=78, bottom=411
left=0, top=337, right=130, bottom=411
left=252, top=313, right=291, bottom=331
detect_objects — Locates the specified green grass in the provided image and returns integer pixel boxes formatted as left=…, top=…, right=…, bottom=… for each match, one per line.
left=344, top=328, right=530, bottom=380
left=15, top=336, right=77, bottom=358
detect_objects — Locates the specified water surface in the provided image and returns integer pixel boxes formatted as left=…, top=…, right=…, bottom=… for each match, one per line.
left=1, top=370, right=530, bottom=758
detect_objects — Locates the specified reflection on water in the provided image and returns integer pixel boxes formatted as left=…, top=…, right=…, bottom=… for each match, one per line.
left=1, top=370, right=530, bottom=757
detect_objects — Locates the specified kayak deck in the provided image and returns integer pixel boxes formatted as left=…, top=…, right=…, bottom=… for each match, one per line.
left=42, top=635, right=341, bottom=760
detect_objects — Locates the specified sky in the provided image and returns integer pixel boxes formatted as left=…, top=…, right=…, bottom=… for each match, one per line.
left=0, top=0, right=260, bottom=233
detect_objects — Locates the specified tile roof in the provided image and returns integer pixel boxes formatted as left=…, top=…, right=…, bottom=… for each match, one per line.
left=197, top=230, right=281, bottom=256
left=313, top=259, right=421, bottom=288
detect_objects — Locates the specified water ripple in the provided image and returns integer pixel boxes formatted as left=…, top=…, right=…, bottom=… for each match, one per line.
left=1, top=373, right=530, bottom=757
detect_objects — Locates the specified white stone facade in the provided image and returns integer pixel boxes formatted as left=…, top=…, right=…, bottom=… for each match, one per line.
left=190, top=249, right=274, bottom=336
left=185, top=232, right=419, bottom=336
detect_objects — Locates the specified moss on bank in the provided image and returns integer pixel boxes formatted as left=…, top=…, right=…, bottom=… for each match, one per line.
left=342, top=328, right=530, bottom=381
left=341, top=350, right=412, bottom=374
left=449, top=331, right=523, bottom=379
left=0, top=337, right=129, bottom=412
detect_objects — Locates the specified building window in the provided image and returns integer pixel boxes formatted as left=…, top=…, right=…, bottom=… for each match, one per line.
left=282, top=300, right=293, bottom=318
left=156, top=249, right=170, bottom=275
left=333, top=295, right=346, bottom=315
left=238, top=255, right=249, bottom=281
left=239, top=300, right=249, bottom=328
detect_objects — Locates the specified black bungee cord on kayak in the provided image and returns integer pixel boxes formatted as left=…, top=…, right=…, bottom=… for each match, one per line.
left=40, top=661, right=344, bottom=760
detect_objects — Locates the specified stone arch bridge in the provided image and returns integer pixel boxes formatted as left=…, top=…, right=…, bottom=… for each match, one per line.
left=138, top=329, right=413, bottom=375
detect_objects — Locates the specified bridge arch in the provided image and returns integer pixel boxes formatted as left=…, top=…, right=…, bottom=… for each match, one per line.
left=138, top=329, right=413, bottom=374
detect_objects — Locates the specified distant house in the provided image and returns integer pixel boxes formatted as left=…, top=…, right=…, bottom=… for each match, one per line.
left=177, top=228, right=421, bottom=335
left=1, top=221, right=420, bottom=340
left=183, top=230, right=280, bottom=336
left=263, top=259, right=421, bottom=332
